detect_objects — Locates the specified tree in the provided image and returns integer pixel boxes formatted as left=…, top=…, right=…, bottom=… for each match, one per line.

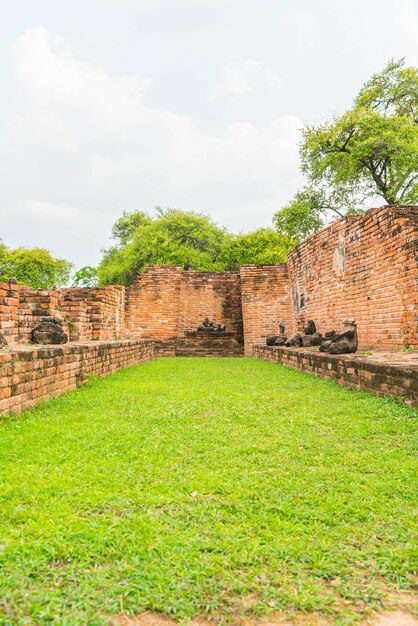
left=72, top=266, right=99, bottom=288
left=98, top=209, right=297, bottom=285
left=274, top=59, right=418, bottom=243
left=0, top=245, right=72, bottom=289
left=98, top=208, right=229, bottom=285
left=218, top=228, right=294, bottom=269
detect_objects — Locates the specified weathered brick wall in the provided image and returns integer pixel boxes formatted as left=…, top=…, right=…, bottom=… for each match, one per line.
left=0, top=281, right=20, bottom=344
left=124, top=266, right=243, bottom=355
left=178, top=271, right=242, bottom=339
left=124, top=265, right=183, bottom=354
left=0, top=283, right=69, bottom=345
left=286, top=205, right=418, bottom=349
left=240, top=265, right=292, bottom=356
left=18, top=287, right=62, bottom=343
left=1, top=205, right=416, bottom=353
left=0, top=340, right=154, bottom=415
left=58, top=286, right=125, bottom=341
left=254, top=344, right=418, bottom=407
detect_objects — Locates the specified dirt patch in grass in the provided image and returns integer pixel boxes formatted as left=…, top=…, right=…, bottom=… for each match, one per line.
left=112, top=610, right=417, bottom=626
left=111, top=590, right=417, bottom=626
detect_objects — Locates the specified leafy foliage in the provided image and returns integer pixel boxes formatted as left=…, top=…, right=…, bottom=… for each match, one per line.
left=218, top=228, right=294, bottom=269
left=0, top=244, right=72, bottom=289
left=98, top=209, right=293, bottom=285
left=274, top=59, right=418, bottom=243
left=72, top=266, right=99, bottom=288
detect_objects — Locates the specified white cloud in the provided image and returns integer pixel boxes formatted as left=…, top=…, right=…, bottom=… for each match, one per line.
left=0, top=27, right=303, bottom=266
left=212, top=59, right=284, bottom=97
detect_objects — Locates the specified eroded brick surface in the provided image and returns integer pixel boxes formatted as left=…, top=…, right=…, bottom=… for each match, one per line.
left=0, top=340, right=154, bottom=415
left=253, top=345, right=418, bottom=407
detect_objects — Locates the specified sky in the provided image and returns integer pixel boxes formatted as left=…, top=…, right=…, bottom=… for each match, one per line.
left=1, top=0, right=417, bottom=270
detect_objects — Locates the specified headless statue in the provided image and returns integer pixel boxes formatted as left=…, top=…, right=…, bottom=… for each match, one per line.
left=320, top=319, right=358, bottom=354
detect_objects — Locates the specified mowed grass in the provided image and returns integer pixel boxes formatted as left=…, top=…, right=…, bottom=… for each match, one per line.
left=0, top=358, right=416, bottom=626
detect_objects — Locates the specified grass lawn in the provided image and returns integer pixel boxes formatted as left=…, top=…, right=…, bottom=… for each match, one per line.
left=0, top=357, right=416, bottom=625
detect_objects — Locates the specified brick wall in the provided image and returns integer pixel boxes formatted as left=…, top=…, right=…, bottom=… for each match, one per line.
left=240, top=265, right=292, bottom=356
left=0, top=340, right=154, bottom=415
left=1, top=206, right=416, bottom=353
left=124, top=265, right=183, bottom=354
left=124, top=266, right=243, bottom=355
left=59, top=286, right=125, bottom=342
left=253, top=345, right=418, bottom=407
left=286, top=205, right=418, bottom=349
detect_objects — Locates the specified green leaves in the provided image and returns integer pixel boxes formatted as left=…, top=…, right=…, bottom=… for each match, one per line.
left=0, top=244, right=72, bottom=289
left=72, top=266, right=99, bottom=288
left=275, top=59, right=418, bottom=243
left=98, top=209, right=294, bottom=285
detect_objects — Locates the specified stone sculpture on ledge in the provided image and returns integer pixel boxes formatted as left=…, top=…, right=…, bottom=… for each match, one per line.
left=31, top=315, right=68, bottom=345
left=197, top=318, right=226, bottom=332
left=285, top=333, right=303, bottom=347
left=301, top=319, right=323, bottom=347
left=0, top=333, right=7, bottom=348
left=320, top=319, right=358, bottom=354
left=266, top=321, right=287, bottom=346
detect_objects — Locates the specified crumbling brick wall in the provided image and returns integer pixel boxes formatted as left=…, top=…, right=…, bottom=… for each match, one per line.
left=0, top=339, right=154, bottom=415
left=0, top=205, right=416, bottom=352
left=124, top=265, right=183, bottom=354
left=59, top=286, right=125, bottom=341
left=286, top=206, right=418, bottom=349
left=124, top=266, right=243, bottom=355
left=240, top=265, right=292, bottom=356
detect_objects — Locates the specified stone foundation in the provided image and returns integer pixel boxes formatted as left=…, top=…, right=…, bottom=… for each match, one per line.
left=175, top=331, right=243, bottom=356
left=253, top=345, right=418, bottom=407
left=0, top=340, right=154, bottom=415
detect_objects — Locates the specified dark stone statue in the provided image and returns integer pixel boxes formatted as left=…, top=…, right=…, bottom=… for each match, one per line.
left=266, top=321, right=287, bottom=346
left=302, top=332, right=322, bottom=347
left=284, top=333, right=302, bottom=347
left=198, top=318, right=215, bottom=331
left=303, top=319, right=316, bottom=335
left=0, top=333, right=8, bottom=348
left=197, top=318, right=226, bottom=332
left=319, top=330, right=337, bottom=352
left=31, top=316, right=68, bottom=345
left=320, top=319, right=358, bottom=354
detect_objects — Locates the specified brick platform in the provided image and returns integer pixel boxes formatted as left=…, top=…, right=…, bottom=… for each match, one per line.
left=253, top=345, right=418, bottom=407
left=0, top=340, right=154, bottom=415
left=175, top=331, right=244, bottom=356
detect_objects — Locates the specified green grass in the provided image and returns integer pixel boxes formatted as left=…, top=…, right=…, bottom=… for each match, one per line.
left=0, top=357, right=416, bottom=625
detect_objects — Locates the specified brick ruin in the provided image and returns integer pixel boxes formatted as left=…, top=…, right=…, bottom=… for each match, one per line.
left=241, top=205, right=418, bottom=355
left=0, top=204, right=416, bottom=412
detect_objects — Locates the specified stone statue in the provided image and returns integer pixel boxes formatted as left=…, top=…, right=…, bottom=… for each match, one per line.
left=284, top=333, right=303, bottom=347
left=31, top=316, right=68, bottom=345
left=301, top=319, right=322, bottom=347
left=304, top=319, right=316, bottom=335
left=319, top=330, right=337, bottom=352
left=266, top=321, right=287, bottom=346
left=197, top=318, right=226, bottom=332
left=198, top=318, right=215, bottom=331
left=0, top=333, right=8, bottom=348
left=320, top=319, right=358, bottom=354
left=302, top=332, right=323, bottom=347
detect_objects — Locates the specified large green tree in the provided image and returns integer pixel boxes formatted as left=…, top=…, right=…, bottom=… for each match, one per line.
left=218, top=228, right=294, bottom=270
left=98, top=209, right=296, bottom=285
left=98, top=208, right=229, bottom=285
left=274, top=59, right=418, bottom=242
left=0, top=245, right=72, bottom=289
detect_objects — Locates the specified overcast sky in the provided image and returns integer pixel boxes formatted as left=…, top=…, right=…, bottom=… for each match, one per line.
left=1, top=0, right=417, bottom=269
